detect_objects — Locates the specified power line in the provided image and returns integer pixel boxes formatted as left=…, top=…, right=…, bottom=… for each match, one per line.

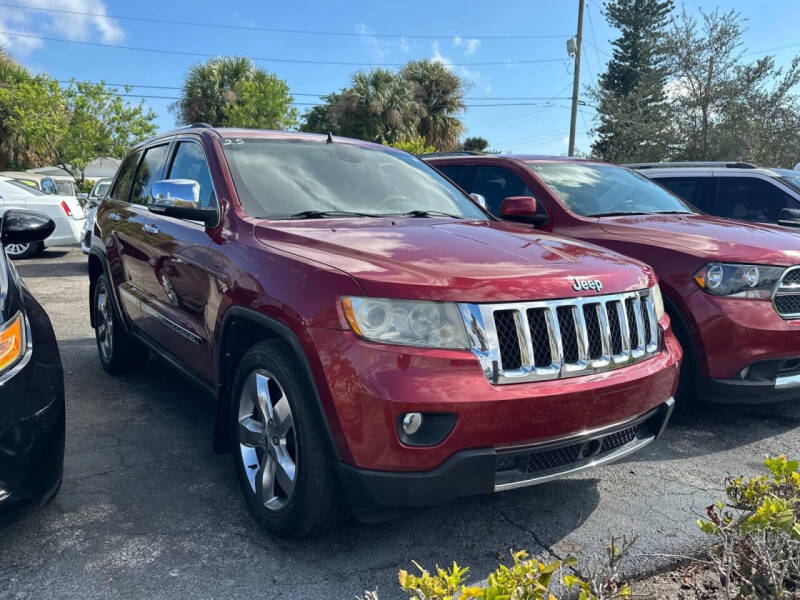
left=0, top=30, right=567, bottom=67
left=0, top=2, right=571, bottom=40
left=53, top=79, right=574, bottom=101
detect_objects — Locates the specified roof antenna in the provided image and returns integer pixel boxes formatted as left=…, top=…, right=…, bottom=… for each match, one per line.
left=326, top=131, right=334, bottom=144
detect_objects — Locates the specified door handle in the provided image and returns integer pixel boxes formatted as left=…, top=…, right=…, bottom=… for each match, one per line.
left=108, top=212, right=121, bottom=222
left=143, top=223, right=160, bottom=236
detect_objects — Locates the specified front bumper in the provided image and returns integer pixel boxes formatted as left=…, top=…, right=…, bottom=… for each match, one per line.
left=688, top=289, right=800, bottom=377
left=336, top=399, right=673, bottom=511
left=48, top=215, right=84, bottom=247
left=0, top=293, right=65, bottom=525
left=307, top=320, right=681, bottom=506
left=698, top=356, right=800, bottom=404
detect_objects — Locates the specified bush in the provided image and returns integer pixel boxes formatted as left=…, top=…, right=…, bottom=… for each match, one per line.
left=388, top=135, right=436, bottom=155
left=698, top=455, right=800, bottom=598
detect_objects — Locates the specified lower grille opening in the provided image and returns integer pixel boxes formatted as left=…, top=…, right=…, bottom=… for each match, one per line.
left=497, top=425, right=642, bottom=478
left=778, top=358, right=800, bottom=377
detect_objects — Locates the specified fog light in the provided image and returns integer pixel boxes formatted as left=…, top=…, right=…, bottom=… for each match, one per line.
left=402, top=412, right=423, bottom=435
left=739, top=366, right=751, bottom=380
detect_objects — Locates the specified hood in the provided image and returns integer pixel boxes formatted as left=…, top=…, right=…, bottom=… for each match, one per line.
left=254, top=218, right=652, bottom=303
left=597, top=213, right=800, bottom=266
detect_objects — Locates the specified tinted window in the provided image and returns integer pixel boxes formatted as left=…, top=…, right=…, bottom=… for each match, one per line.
left=473, top=165, right=544, bottom=216
left=529, top=163, right=694, bottom=217
left=167, top=142, right=216, bottom=210
left=222, top=139, right=486, bottom=220
left=110, top=150, right=142, bottom=202
left=436, top=164, right=475, bottom=191
left=716, top=177, right=796, bottom=223
left=655, top=176, right=714, bottom=212
left=130, top=145, right=169, bottom=206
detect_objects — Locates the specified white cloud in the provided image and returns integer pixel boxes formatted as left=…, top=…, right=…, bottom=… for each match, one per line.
left=399, top=36, right=410, bottom=53
left=431, top=40, right=488, bottom=92
left=356, top=22, right=387, bottom=61
left=453, top=36, right=480, bottom=55
left=0, top=0, right=123, bottom=56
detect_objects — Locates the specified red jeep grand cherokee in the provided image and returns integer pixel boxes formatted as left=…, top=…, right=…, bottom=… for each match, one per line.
left=88, top=128, right=679, bottom=536
left=425, top=154, right=800, bottom=405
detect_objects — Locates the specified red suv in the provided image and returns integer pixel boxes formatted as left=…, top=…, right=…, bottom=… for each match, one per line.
left=88, top=128, right=679, bottom=536
left=425, top=153, right=800, bottom=405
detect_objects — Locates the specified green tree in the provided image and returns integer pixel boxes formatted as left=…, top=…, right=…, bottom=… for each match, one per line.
left=461, top=136, right=489, bottom=152
left=301, top=68, right=418, bottom=144
left=175, top=56, right=296, bottom=129
left=665, top=9, right=800, bottom=166
left=388, top=135, right=436, bottom=155
left=400, top=59, right=465, bottom=151
left=591, top=0, right=674, bottom=162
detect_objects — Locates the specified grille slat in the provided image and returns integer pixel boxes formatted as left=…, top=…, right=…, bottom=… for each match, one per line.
left=475, top=290, right=660, bottom=385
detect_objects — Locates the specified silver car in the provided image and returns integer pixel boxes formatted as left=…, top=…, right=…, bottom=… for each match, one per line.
left=81, top=178, right=112, bottom=254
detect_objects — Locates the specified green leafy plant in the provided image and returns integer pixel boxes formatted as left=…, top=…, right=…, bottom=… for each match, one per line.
left=698, top=455, right=800, bottom=598
left=388, top=136, right=436, bottom=155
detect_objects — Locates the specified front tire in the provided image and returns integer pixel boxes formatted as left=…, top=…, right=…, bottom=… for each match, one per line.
left=232, top=341, right=345, bottom=537
left=92, top=273, right=149, bottom=374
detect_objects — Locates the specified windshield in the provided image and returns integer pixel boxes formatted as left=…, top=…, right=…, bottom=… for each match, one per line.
left=775, top=169, right=800, bottom=194
left=222, top=138, right=488, bottom=220
left=91, top=181, right=111, bottom=198
left=54, top=180, right=76, bottom=196
left=528, top=162, right=696, bottom=217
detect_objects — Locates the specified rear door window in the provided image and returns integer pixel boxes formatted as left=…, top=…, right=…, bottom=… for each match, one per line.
left=473, top=165, right=544, bottom=217
left=717, top=177, right=794, bottom=223
left=436, top=164, right=475, bottom=191
left=655, top=176, right=715, bottom=212
left=110, top=150, right=142, bottom=202
left=130, top=145, right=169, bottom=206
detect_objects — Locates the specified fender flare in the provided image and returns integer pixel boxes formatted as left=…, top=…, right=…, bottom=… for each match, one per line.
left=213, top=306, right=343, bottom=460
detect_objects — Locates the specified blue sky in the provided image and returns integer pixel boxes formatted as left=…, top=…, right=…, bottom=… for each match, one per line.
left=2, top=0, right=799, bottom=155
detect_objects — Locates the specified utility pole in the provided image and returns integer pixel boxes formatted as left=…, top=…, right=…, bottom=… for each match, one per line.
left=568, top=0, right=585, bottom=157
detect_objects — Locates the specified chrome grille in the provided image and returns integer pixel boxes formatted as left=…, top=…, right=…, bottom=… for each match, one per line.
left=773, top=266, right=800, bottom=319
left=459, top=289, right=659, bottom=385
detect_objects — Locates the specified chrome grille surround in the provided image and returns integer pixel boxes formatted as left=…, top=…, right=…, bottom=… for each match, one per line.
left=773, top=266, right=800, bottom=319
left=459, top=289, right=659, bottom=385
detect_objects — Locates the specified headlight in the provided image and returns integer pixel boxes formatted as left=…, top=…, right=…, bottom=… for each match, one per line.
left=694, top=262, right=784, bottom=298
left=0, top=312, right=26, bottom=374
left=651, top=283, right=665, bottom=320
left=342, top=297, right=469, bottom=349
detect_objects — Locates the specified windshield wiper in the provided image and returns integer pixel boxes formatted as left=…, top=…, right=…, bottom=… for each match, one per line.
left=288, top=210, right=380, bottom=219
left=398, top=210, right=464, bottom=219
left=592, top=211, right=650, bottom=217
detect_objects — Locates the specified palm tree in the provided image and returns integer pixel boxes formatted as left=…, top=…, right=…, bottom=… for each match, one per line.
left=316, top=69, right=419, bottom=144
left=400, top=60, right=466, bottom=151
left=174, top=56, right=255, bottom=126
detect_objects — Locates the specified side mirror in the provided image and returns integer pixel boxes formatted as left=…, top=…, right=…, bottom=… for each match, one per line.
left=1, top=209, right=56, bottom=246
left=149, top=179, right=217, bottom=225
left=78, top=193, right=88, bottom=201
left=470, top=193, right=487, bottom=210
left=778, top=208, right=800, bottom=227
left=499, top=196, right=549, bottom=226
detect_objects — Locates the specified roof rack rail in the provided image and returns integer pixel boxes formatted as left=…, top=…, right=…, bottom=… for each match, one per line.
left=183, top=122, right=214, bottom=129
left=418, top=151, right=484, bottom=158
left=625, top=161, right=758, bottom=169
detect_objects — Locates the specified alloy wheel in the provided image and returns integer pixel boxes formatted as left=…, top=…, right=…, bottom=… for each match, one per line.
left=237, top=370, right=297, bottom=511
left=95, top=282, right=114, bottom=361
left=5, top=243, right=30, bottom=257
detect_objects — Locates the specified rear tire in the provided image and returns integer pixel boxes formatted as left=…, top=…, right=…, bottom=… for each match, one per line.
left=231, top=341, right=345, bottom=537
left=5, top=241, right=44, bottom=259
left=92, top=273, right=149, bottom=374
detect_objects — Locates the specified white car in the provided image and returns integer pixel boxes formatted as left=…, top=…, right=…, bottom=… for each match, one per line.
left=0, top=176, right=85, bottom=258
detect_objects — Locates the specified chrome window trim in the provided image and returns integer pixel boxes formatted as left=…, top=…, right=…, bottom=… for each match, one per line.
left=459, top=288, right=660, bottom=385
left=772, top=265, right=800, bottom=319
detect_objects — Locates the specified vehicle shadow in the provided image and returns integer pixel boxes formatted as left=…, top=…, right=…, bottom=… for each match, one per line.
left=15, top=256, right=87, bottom=278
left=625, top=396, right=800, bottom=465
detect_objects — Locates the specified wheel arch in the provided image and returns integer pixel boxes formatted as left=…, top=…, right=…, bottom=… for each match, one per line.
left=214, top=306, right=343, bottom=461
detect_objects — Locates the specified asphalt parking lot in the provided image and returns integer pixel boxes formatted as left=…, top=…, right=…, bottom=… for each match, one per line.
left=3, top=246, right=800, bottom=599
